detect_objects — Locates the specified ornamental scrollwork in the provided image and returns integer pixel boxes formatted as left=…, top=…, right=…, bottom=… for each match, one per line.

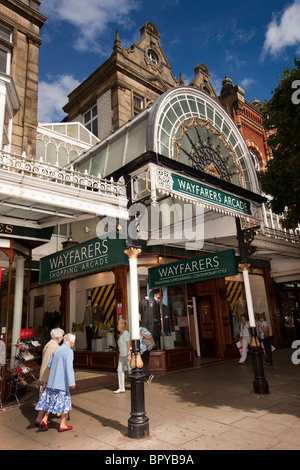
left=173, top=117, right=244, bottom=187
left=156, top=169, right=174, bottom=191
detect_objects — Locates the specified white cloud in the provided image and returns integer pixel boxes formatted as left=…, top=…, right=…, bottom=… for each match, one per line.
left=240, top=78, right=256, bottom=89
left=262, top=0, right=300, bottom=59
left=42, top=0, right=140, bottom=53
left=38, top=75, right=80, bottom=123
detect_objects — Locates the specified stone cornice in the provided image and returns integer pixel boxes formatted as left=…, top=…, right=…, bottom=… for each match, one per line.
left=1, top=0, right=47, bottom=29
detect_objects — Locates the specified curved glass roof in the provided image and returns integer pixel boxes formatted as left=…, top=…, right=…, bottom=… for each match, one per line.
left=74, top=86, right=260, bottom=194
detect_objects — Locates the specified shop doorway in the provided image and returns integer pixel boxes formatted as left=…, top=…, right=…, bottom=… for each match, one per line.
left=197, top=296, right=217, bottom=357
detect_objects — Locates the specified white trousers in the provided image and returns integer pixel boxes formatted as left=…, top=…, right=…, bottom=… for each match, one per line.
left=239, top=336, right=250, bottom=362
left=117, top=356, right=131, bottom=390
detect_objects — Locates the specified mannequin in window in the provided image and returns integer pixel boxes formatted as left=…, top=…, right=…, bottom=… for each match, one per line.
left=139, top=294, right=161, bottom=349
left=92, top=303, right=104, bottom=338
left=93, top=303, right=104, bottom=323
left=154, top=289, right=170, bottom=336
left=83, top=304, right=93, bottom=350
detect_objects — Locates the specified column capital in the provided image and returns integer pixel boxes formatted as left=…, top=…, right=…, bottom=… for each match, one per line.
left=124, top=247, right=142, bottom=259
left=239, top=263, right=251, bottom=271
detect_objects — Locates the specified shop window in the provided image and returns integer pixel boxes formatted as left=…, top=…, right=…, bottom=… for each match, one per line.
left=84, top=105, right=98, bottom=137
left=0, top=248, right=30, bottom=370
left=140, top=284, right=190, bottom=351
left=168, top=286, right=189, bottom=345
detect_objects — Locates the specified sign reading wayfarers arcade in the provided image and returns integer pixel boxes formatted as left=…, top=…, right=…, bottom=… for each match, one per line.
left=157, top=170, right=252, bottom=216
left=149, top=249, right=238, bottom=288
left=39, top=238, right=128, bottom=285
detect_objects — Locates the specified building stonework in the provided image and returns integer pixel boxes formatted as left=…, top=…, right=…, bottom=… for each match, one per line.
left=0, top=0, right=46, bottom=156
left=63, top=22, right=270, bottom=177
left=1, top=7, right=299, bottom=388
left=219, top=76, right=269, bottom=170
left=63, top=22, right=181, bottom=138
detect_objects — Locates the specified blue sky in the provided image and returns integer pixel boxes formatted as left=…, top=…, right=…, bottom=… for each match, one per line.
left=38, top=0, right=300, bottom=123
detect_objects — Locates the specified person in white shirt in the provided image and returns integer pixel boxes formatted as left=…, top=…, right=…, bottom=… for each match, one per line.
left=239, top=315, right=251, bottom=364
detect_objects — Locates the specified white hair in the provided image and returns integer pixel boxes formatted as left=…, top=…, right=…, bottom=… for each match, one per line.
left=63, top=333, right=76, bottom=345
left=50, top=328, right=65, bottom=339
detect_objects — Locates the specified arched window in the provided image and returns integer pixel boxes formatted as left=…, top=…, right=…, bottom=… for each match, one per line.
left=152, top=87, right=260, bottom=193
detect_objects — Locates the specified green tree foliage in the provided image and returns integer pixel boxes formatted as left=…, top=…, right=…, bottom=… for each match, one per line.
left=260, top=57, right=300, bottom=229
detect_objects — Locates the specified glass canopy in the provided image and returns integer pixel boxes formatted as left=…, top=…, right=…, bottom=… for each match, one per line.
left=73, top=86, right=260, bottom=194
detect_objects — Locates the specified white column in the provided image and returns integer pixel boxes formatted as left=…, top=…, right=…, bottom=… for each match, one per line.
left=240, top=263, right=256, bottom=328
left=10, top=256, right=25, bottom=367
left=125, top=247, right=141, bottom=340
left=69, top=279, right=76, bottom=329
left=0, top=81, right=7, bottom=150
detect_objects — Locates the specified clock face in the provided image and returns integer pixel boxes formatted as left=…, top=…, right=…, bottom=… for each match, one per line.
left=147, top=49, right=158, bottom=64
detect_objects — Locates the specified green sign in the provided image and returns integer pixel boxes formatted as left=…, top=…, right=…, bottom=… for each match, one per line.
left=172, top=174, right=252, bottom=216
left=39, top=238, right=128, bottom=285
left=149, top=249, right=238, bottom=288
left=0, top=224, right=53, bottom=240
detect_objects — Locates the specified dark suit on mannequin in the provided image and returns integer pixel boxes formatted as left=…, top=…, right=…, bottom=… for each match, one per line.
left=139, top=297, right=161, bottom=349
left=84, top=305, right=93, bottom=350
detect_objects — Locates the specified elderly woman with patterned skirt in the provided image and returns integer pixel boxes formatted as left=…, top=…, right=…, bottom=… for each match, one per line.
left=35, top=333, right=76, bottom=432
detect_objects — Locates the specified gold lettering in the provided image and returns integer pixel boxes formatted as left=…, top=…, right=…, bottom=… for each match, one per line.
left=0, top=224, right=13, bottom=234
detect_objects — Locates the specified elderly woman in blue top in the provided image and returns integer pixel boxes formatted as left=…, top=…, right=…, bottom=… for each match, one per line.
left=35, top=333, right=76, bottom=432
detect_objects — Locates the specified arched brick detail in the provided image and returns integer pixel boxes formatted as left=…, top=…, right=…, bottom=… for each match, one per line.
left=246, top=140, right=266, bottom=169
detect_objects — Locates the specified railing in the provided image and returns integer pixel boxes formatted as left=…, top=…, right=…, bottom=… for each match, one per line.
left=263, top=225, right=300, bottom=244
left=0, top=150, right=126, bottom=198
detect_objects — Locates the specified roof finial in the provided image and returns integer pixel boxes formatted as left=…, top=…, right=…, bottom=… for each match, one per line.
left=113, top=29, right=122, bottom=51
left=179, top=70, right=184, bottom=85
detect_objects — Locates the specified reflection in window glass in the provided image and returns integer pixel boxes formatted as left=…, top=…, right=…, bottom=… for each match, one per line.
left=168, top=285, right=189, bottom=345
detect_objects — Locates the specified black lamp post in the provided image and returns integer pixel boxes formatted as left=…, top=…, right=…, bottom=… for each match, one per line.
left=124, top=246, right=150, bottom=439
left=236, top=218, right=269, bottom=395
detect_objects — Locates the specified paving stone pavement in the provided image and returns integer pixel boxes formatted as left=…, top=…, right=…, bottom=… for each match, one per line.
left=0, top=348, right=299, bottom=452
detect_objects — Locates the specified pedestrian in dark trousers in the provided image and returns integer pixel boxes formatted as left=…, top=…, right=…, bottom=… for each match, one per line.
left=139, top=326, right=154, bottom=383
left=293, top=307, right=300, bottom=340
left=258, top=315, right=273, bottom=365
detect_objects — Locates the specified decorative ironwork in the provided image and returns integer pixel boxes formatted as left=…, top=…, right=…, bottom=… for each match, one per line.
left=156, top=169, right=173, bottom=190
left=236, top=217, right=260, bottom=263
left=0, top=150, right=126, bottom=197
left=174, top=118, right=243, bottom=185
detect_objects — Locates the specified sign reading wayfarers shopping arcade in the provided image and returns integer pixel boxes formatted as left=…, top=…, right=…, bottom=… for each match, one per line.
left=39, top=238, right=128, bottom=285
left=149, top=249, right=238, bottom=289
left=156, top=170, right=252, bottom=216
